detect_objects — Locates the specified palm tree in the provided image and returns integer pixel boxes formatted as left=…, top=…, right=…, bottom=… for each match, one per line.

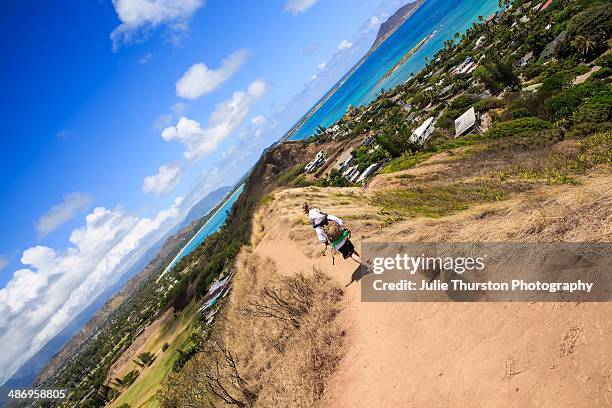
left=573, top=35, right=596, bottom=58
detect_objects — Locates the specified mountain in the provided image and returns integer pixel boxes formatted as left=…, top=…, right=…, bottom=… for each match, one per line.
left=177, top=186, right=232, bottom=231
left=24, top=187, right=232, bottom=386
left=371, top=0, right=424, bottom=51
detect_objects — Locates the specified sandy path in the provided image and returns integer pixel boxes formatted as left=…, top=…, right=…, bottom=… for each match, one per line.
left=252, top=178, right=612, bottom=408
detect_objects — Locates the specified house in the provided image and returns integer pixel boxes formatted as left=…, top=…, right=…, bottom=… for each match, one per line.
left=455, top=107, right=479, bottom=138
left=409, top=117, right=435, bottom=145
left=335, top=150, right=355, bottom=173
left=539, top=31, right=567, bottom=60
left=485, top=12, right=498, bottom=24
left=342, top=166, right=361, bottom=183
left=356, top=162, right=381, bottom=183
left=539, top=0, right=553, bottom=12
left=517, top=51, right=534, bottom=67
left=305, top=150, right=326, bottom=173
left=452, top=57, right=478, bottom=75
left=473, top=35, right=486, bottom=51
left=362, top=135, right=377, bottom=146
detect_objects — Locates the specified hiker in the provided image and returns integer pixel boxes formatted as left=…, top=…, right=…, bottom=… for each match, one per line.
left=303, top=203, right=367, bottom=267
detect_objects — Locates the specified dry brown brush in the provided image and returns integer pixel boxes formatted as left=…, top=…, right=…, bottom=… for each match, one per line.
left=158, top=255, right=344, bottom=408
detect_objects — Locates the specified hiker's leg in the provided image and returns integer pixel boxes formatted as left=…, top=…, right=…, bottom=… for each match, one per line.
left=350, top=252, right=369, bottom=268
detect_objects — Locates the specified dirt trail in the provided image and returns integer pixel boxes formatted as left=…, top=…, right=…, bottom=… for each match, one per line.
left=251, top=173, right=612, bottom=408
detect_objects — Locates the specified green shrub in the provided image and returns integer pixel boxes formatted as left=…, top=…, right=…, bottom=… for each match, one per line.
left=510, top=107, right=532, bottom=119
left=485, top=117, right=551, bottom=139
left=383, top=152, right=433, bottom=174
left=539, top=72, right=572, bottom=93
left=573, top=95, right=612, bottom=123
left=473, top=97, right=505, bottom=113
left=545, top=80, right=608, bottom=120
left=314, top=169, right=354, bottom=187
left=566, top=5, right=612, bottom=59
left=372, top=180, right=507, bottom=218
left=277, top=164, right=305, bottom=185
left=591, top=66, right=611, bottom=80
left=566, top=121, right=612, bottom=139
left=172, top=345, right=200, bottom=372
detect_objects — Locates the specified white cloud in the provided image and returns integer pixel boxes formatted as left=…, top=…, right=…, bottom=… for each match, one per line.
left=142, top=164, right=182, bottom=196
left=317, top=62, right=327, bottom=71
left=154, top=102, right=188, bottom=130
left=0, top=256, right=8, bottom=271
left=337, top=39, right=353, bottom=51
left=368, top=15, right=381, bottom=31
left=176, top=49, right=250, bottom=100
left=302, top=42, right=319, bottom=55
left=251, top=115, right=267, bottom=127
left=162, top=79, right=268, bottom=161
left=284, top=0, right=319, bottom=15
left=110, top=0, right=205, bottom=50
left=138, top=53, right=154, bottom=64
left=0, top=198, right=184, bottom=386
left=34, top=193, right=93, bottom=239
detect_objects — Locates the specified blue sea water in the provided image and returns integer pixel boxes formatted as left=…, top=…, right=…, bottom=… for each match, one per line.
left=162, top=184, right=245, bottom=274
left=290, top=0, right=501, bottom=140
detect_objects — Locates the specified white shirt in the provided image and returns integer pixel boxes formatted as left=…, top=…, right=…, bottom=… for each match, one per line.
left=308, top=209, right=347, bottom=249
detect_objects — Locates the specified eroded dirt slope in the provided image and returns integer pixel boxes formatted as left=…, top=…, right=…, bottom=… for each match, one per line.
left=246, top=149, right=611, bottom=407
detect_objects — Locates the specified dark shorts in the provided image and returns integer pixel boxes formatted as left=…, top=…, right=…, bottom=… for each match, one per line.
left=337, top=239, right=355, bottom=259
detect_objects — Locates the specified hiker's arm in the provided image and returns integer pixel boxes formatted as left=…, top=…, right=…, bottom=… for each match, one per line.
left=327, top=215, right=343, bottom=226
left=315, top=228, right=327, bottom=244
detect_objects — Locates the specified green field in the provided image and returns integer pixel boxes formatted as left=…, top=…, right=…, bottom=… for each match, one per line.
left=108, top=302, right=199, bottom=408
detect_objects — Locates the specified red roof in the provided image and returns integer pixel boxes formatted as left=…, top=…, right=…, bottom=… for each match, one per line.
left=539, top=0, right=554, bottom=12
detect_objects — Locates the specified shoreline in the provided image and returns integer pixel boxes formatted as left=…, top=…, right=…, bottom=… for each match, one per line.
left=157, top=184, right=245, bottom=279
left=376, top=30, right=436, bottom=87
left=282, top=0, right=425, bottom=141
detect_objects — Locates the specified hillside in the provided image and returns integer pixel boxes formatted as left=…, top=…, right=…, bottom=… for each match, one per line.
left=176, top=186, right=231, bottom=231
left=153, top=0, right=612, bottom=406
left=372, top=0, right=424, bottom=51
left=159, top=125, right=611, bottom=406
left=32, top=187, right=234, bottom=387
left=41, top=0, right=612, bottom=406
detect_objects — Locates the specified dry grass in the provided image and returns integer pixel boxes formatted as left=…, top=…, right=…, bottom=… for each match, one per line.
left=158, top=249, right=344, bottom=408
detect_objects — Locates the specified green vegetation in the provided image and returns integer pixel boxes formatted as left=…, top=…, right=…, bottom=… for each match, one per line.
left=485, top=117, right=551, bottom=139
left=382, top=152, right=433, bottom=174
left=135, top=352, right=154, bottom=367
left=43, top=0, right=612, bottom=406
left=372, top=180, right=508, bottom=218
left=564, top=5, right=611, bottom=59
left=314, top=169, right=354, bottom=187
left=474, top=60, right=520, bottom=94
left=277, top=163, right=306, bottom=185
left=353, top=145, right=388, bottom=172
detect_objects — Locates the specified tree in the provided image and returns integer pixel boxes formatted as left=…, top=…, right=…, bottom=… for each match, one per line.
left=136, top=352, right=154, bottom=366
left=566, top=5, right=612, bottom=60
left=572, top=35, right=596, bottom=58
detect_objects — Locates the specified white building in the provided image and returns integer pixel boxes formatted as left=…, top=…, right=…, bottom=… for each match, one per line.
left=356, top=162, right=381, bottom=183
left=409, top=117, right=435, bottom=145
left=335, top=150, right=354, bottom=173
left=342, top=166, right=361, bottom=183
left=455, top=107, right=479, bottom=138
left=305, top=150, right=326, bottom=173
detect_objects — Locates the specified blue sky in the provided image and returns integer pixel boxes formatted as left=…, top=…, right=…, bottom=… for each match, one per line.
left=0, top=0, right=408, bottom=385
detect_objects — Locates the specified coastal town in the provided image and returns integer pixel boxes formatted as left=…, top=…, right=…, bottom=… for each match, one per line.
left=19, top=0, right=611, bottom=406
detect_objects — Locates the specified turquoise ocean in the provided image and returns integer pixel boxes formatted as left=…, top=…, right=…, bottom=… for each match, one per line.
left=290, top=0, right=501, bottom=140
left=165, top=0, right=502, bottom=270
